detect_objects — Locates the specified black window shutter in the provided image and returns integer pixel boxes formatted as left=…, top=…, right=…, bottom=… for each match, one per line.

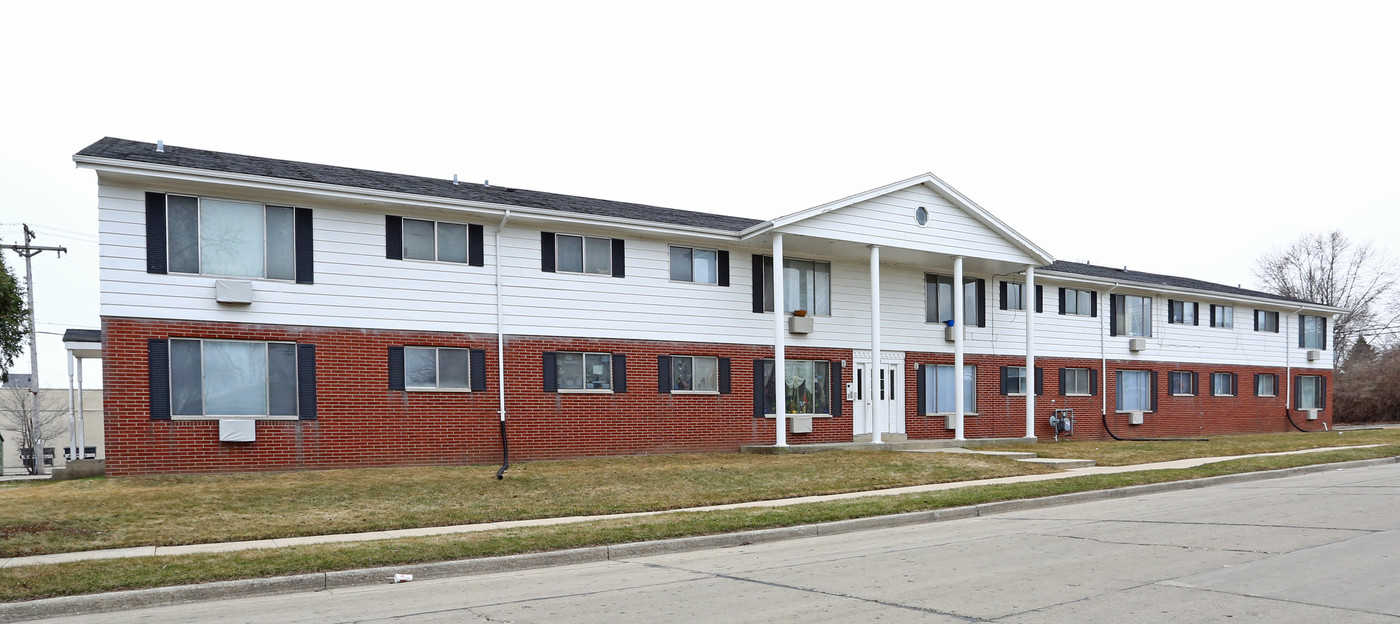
left=1254, top=310, right=1261, bottom=332
left=1294, top=375, right=1302, bottom=409
left=1035, top=367, right=1044, bottom=396
left=1231, top=373, right=1238, bottom=397
left=294, top=207, right=314, bottom=284
left=468, top=223, right=485, bottom=267
left=751, top=254, right=765, bottom=313
left=470, top=349, right=487, bottom=392
left=1210, top=305, right=1217, bottom=327
left=718, top=357, right=731, bottom=394
left=1192, top=302, right=1200, bottom=326
left=1167, top=299, right=1176, bottom=324
left=610, top=239, right=626, bottom=278
left=830, top=360, right=842, bottom=417
left=385, top=216, right=403, bottom=260
left=612, top=353, right=627, bottom=392
left=1109, top=295, right=1121, bottom=336
left=975, top=279, right=987, bottom=327
left=1090, top=369, right=1099, bottom=396
left=717, top=251, right=730, bottom=287
left=388, top=346, right=405, bottom=391
left=1058, top=288, right=1067, bottom=315
left=1254, top=373, right=1262, bottom=396
left=297, top=344, right=317, bottom=420
left=1273, top=312, right=1280, bottom=333
left=1059, top=368, right=1067, bottom=395
left=1321, top=317, right=1327, bottom=350
left=1150, top=370, right=1159, bottom=412
left=543, top=352, right=558, bottom=392
left=1320, top=377, right=1327, bottom=409
left=1090, top=291, right=1098, bottom=317
left=148, top=338, right=171, bottom=420
left=1194, top=372, right=1201, bottom=396
left=1000, top=366, right=1010, bottom=395
left=999, top=281, right=1008, bottom=310
left=1035, top=285, right=1044, bottom=313
left=1298, top=314, right=1305, bottom=348
left=915, top=364, right=927, bottom=416
left=657, top=356, right=672, bottom=393
left=540, top=232, right=556, bottom=272
left=145, top=192, right=168, bottom=274
left=753, top=360, right=765, bottom=417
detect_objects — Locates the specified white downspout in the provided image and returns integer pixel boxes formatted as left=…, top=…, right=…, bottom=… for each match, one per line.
left=1285, top=306, right=1304, bottom=411
left=953, top=256, right=965, bottom=440
left=773, top=234, right=787, bottom=447
left=870, top=245, right=882, bottom=444
left=496, top=211, right=511, bottom=467
left=1025, top=265, right=1036, bottom=439
left=1101, top=283, right=1120, bottom=417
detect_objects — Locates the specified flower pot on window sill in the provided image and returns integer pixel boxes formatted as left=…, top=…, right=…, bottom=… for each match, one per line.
left=789, top=315, right=814, bottom=334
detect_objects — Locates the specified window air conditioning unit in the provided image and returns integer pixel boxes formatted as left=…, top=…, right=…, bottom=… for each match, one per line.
left=219, top=419, right=256, bottom=443
left=790, top=416, right=813, bottom=434
left=944, top=324, right=959, bottom=343
left=945, top=414, right=958, bottom=430
left=1128, top=338, right=1147, bottom=352
left=1305, top=409, right=1319, bottom=421
left=1128, top=411, right=1145, bottom=425
left=1306, top=350, right=1322, bottom=362
left=215, top=280, right=254, bottom=304
left=788, top=315, right=814, bottom=334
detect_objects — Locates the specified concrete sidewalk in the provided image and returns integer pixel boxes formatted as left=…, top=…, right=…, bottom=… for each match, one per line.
left=0, top=444, right=1380, bottom=570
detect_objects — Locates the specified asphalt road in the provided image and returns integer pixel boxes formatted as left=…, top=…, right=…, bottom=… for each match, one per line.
left=27, top=462, right=1400, bottom=623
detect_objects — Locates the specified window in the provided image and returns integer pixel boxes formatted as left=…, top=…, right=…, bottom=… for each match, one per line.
left=1256, top=373, right=1278, bottom=397
left=1001, top=281, right=1024, bottom=311
left=669, top=355, right=719, bottom=393
left=1255, top=310, right=1279, bottom=333
left=165, top=194, right=296, bottom=279
left=923, top=364, right=976, bottom=414
left=404, top=347, right=471, bottom=390
left=1111, top=294, right=1153, bottom=337
left=556, top=234, right=613, bottom=275
left=1169, top=371, right=1196, bottom=396
left=1210, top=305, right=1233, bottom=328
left=1168, top=300, right=1197, bottom=325
left=762, top=256, right=831, bottom=315
left=1116, top=370, right=1154, bottom=412
left=1211, top=372, right=1236, bottom=397
left=170, top=339, right=299, bottom=418
left=1004, top=366, right=1028, bottom=395
left=1061, top=368, right=1092, bottom=396
left=558, top=352, right=613, bottom=391
left=1059, top=288, right=1095, bottom=316
left=669, top=246, right=721, bottom=284
left=926, top=275, right=985, bottom=326
left=1297, top=375, right=1324, bottom=409
left=403, top=219, right=470, bottom=263
left=1300, top=315, right=1327, bottom=349
left=761, top=359, right=831, bottom=415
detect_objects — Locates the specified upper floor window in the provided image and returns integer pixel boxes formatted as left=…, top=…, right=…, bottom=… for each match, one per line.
left=1168, top=299, right=1198, bottom=325
left=541, top=232, right=624, bottom=278
left=762, top=256, right=831, bottom=315
left=669, top=246, right=728, bottom=285
left=387, top=216, right=482, bottom=267
left=166, top=195, right=295, bottom=279
left=1001, top=281, right=1024, bottom=311
left=1300, top=315, right=1327, bottom=349
left=1059, top=288, right=1096, bottom=316
left=927, top=275, right=985, bottom=326
left=1111, top=294, right=1153, bottom=337
left=1254, top=310, right=1279, bottom=333
left=1210, top=304, right=1233, bottom=328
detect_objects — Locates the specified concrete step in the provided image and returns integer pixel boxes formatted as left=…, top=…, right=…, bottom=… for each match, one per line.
left=1017, top=457, right=1097, bottom=469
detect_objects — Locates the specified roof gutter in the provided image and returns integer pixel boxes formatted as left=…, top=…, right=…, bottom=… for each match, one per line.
left=1037, top=270, right=1348, bottom=314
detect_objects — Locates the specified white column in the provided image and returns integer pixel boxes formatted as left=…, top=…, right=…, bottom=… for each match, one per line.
left=1025, top=265, right=1036, bottom=439
left=75, top=357, right=86, bottom=457
left=773, top=234, right=787, bottom=447
left=869, top=245, right=882, bottom=444
left=953, top=256, right=965, bottom=441
left=67, top=352, right=77, bottom=462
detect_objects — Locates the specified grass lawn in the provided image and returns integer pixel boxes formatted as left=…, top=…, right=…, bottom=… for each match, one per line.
left=979, top=428, right=1400, bottom=465
left=1, top=442, right=1396, bottom=603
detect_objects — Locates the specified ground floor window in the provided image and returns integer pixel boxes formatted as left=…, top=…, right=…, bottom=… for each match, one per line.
left=558, top=352, right=613, bottom=391
left=671, top=355, right=719, bottom=392
left=924, top=364, right=976, bottom=414
left=762, top=359, right=830, bottom=415
left=1211, top=372, right=1237, bottom=397
left=170, top=339, right=298, bottom=417
left=405, top=347, right=471, bottom=389
left=1116, top=370, right=1153, bottom=411
left=1256, top=373, right=1277, bottom=397
left=1061, top=367, right=1092, bottom=396
left=1297, top=375, right=1324, bottom=409
left=1169, top=371, right=1196, bottom=396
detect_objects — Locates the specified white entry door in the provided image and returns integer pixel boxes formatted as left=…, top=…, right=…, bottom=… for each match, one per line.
left=853, top=355, right=905, bottom=437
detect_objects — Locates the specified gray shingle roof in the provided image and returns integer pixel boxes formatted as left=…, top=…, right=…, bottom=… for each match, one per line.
left=1043, top=260, right=1318, bottom=306
left=75, top=138, right=764, bottom=233
left=63, top=329, right=102, bottom=343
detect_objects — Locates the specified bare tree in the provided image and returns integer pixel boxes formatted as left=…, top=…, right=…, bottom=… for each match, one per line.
left=0, top=386, right=65, bottom=474
left=1253, top=230, right=1400, bottom=361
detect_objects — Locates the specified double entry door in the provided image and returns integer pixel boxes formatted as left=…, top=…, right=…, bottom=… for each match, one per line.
left=853, top=352, right=905, bottom=438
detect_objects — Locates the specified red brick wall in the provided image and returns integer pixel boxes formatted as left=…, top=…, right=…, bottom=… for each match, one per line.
left=102, top=318, right=854, bottom=475
left=902, top=353, right=1332, bottom=441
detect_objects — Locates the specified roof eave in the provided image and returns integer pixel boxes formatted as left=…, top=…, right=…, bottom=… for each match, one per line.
left=1036, top=269, right=1348, bottom=313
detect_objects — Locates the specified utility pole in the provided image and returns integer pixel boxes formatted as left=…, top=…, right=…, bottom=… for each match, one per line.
left=6, top=225, right=65, bottom=475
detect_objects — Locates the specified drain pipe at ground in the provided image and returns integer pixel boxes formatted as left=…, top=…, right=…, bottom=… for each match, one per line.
left=496, top=210, right=512, bottom=479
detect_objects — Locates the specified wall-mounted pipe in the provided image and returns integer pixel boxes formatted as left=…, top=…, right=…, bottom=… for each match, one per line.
left=496, top=210, right=512, bottom=479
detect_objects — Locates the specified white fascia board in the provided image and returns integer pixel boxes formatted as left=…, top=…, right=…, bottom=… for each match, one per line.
left=741, top=173, right=1055, bottom=266
left=74, top=157, right=744, bottom=242
left=1037, top=270, right=1348, bottom=314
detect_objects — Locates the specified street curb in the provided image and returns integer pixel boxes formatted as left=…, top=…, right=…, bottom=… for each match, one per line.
left=3, top=455, right=1396, bottom=622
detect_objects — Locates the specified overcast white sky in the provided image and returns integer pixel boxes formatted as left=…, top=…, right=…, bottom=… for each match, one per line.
left=3, top=1, right=1399, bottom=389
